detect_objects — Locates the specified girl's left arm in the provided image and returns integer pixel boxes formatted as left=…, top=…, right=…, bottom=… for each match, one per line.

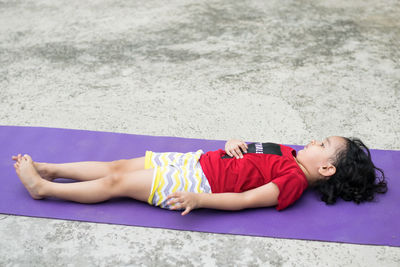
left=166, top=182, right=280, bottom=216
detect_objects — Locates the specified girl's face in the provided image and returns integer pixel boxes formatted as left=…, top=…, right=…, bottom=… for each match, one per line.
left=297, top=136, right=346, bottom=178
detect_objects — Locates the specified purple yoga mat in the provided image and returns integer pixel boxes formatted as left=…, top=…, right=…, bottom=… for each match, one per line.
left=0, top=126, right=399, bottom=246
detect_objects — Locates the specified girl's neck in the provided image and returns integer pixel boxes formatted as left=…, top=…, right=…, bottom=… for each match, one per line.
left=293, top=156, right=316, bottom=185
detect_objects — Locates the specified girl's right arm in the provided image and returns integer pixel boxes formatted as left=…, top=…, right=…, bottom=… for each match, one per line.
left=167, top=182, right=280, bottom=215
left=197, top=182, right=279, bottom=210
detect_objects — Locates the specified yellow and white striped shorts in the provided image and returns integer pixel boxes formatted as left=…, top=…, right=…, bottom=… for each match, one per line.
left=144, top=150, right=212, bottom=209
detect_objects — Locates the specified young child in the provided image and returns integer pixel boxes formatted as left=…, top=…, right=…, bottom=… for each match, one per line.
left=12, top=136, right=387, bottom=215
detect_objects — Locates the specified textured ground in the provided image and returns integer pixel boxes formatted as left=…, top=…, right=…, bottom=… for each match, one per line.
left=0, top=0, right=399, bottom=266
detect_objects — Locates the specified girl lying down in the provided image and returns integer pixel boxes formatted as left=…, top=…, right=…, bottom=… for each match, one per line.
left=13, top=137, right=387, bottom=215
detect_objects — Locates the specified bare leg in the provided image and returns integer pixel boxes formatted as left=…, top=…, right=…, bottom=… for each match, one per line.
left=12, top=154, right=146, bottom=182
left=14, top=155, right=153, bottom=203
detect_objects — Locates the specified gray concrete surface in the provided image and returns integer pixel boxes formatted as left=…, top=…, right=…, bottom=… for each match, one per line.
left=1, top=0, right=399, bottom=266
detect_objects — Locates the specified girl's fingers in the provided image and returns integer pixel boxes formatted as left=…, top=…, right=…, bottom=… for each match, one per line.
left=181, top=207, right=191, bottom=216
left=230, top=147, right=239, bottom=158
left=227, top=142, right=248, bottom=159
left=166, top=192, right=186, bottom=206
left=239, top=142, right=248, bottom=153
left=169, top=201, right=187, bottom=211
left=170, top=203, right=181, bottom=210
left=231, top=151, right=238, bottom=159
left=166, top=193, right=175, bottom=200
left=165, top=192, right=195, bottom=215
left=167, top=197, right=181, bottom=205
left=167, top=191, right=182, bottom=200
left=226, top=145, right=234, bottom=157
left=234, top=147, right=243, bottom=158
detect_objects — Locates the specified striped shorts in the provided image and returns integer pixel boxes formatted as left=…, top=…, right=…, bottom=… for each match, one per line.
left=144, top=150, right=212, bottom=209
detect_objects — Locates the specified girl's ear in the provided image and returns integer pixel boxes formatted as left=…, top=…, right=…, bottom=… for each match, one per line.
left=318, top=163, right=336, bottom=178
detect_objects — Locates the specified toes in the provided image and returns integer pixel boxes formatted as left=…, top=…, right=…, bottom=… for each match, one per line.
left=23, top=154, right=33, bottom=162
left=12, top=154, right=23, bottom=161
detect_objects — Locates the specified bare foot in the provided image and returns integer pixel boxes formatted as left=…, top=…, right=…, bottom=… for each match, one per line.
left=12, top=155, right=55, bottom=181
left=14, top=154, right=45, bottom=200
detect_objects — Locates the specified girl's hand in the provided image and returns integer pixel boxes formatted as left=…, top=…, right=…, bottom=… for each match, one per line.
left=166, top=191, right=200, bottom=216
left=225, top=139, right=248, bottom=159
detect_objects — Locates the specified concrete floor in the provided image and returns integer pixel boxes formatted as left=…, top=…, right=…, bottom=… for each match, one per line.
left=1, top=0, right=399, bottom=266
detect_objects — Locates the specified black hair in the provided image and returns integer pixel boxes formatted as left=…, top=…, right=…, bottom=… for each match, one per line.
left=314, top=137, right=388, bottom=205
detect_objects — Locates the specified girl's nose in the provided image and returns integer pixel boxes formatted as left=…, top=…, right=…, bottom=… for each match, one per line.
left=311, top=140, right=316, bottom=145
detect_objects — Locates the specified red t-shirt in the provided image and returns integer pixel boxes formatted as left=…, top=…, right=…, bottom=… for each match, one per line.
left=199, top=143, right=308, bottom=210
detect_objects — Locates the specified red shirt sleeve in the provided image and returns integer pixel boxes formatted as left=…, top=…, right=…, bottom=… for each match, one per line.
left=272, top=172, right=308, bottom=211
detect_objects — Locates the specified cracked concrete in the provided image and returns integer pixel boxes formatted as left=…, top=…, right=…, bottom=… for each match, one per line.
left=1, top=0, right=399, bottom=266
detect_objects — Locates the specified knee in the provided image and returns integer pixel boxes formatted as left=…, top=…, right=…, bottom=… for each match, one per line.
left=109, top=159, right=127, bottom=174
left=105, top=173, right=123, bottom=188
